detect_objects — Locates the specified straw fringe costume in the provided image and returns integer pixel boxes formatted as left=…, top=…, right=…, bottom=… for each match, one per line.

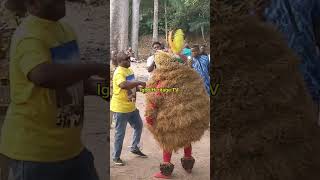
left=144, top=30, right=210, bottom=178
left=211, top=2, right=320, bottom=178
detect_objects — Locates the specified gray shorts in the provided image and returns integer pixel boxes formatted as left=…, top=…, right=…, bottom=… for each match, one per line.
left=9, top=148, right=99, bottom=180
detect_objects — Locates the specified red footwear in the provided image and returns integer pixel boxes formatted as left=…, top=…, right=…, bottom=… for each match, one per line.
left=154, top=172, right=171, bottom=179
left=154, top=163, right=174, bottom=179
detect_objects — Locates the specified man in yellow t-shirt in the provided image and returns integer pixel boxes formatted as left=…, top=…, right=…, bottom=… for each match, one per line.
left=111, top=52, right=147, bottom=166
left=1, top=0, right=108, bottom=179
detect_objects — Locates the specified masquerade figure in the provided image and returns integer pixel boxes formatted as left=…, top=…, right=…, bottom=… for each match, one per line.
left=212, top=12, right=320, bottom=180
left=144, top=29, right=210, bottom=179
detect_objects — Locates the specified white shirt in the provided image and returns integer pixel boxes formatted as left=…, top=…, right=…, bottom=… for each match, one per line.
left=146, top=55, right=155, bottom=78
left=147, top=55, right=154, bottom=67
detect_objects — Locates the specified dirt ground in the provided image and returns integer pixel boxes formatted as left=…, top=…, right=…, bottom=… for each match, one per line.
left=109, top=62, right=210, bottom=180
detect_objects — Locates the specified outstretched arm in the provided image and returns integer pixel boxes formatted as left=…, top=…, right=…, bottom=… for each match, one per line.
left=28, top=63, right=108, bottom=89
left=18, top=38, right=108, bottom=89
left=119, top=80, right=146, bottom=90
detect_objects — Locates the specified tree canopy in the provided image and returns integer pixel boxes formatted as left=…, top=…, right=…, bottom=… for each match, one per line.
left=138, top=0, right=210, bottom=36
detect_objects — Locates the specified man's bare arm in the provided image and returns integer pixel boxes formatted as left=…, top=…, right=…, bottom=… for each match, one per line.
left=28, top=63, right=108, bottom=89
left=119, top=81, right=146, bottom=90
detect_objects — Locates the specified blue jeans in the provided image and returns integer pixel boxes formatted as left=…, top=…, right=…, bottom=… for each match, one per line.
left=9, top=148, right=99, bottom=180
left=113, top=109, right=143, bottom=159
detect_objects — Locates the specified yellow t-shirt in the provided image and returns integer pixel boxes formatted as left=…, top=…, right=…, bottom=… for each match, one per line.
left=0, top=15, right=84, bottom=162
left=110, top=66, right=136, bottom=113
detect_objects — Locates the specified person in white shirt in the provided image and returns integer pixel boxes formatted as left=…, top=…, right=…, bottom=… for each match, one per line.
left=146, top=42, right=162, bottom=78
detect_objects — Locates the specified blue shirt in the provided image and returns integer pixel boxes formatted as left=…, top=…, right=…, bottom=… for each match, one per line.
left=264, top=0, right=320, bottom=102
left=192, top=55, right=210, bottom=95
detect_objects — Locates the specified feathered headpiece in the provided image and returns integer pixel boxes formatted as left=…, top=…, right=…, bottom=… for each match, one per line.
left=167, top=29, right=186, bottom=64
left=167, top=29, right=185, bottom=54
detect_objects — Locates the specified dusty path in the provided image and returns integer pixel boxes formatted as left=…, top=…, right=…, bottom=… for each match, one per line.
left=110, top=62, right=210, bottom=180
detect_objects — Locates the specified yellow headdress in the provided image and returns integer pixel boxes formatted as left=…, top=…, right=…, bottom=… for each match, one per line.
left=167, top=29, right=185, bottom=54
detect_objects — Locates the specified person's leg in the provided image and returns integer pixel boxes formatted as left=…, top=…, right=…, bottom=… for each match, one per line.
left=110, top=111, right=114, bottom=128
left=154, top=150, right=174, bottom=179
left=163, top=150, right=172, bottom=163
left=112, top=112, right=129, bottom=160
left=127, top=109, right=143, bottom=151
left=184, top=144, right=192, bottom=158
left=0, top=154, right=9, bottom=180
left=69, top=148, right=99, bottom=180
left=9, top=158, right=67, bottom=180
left=9, top=148, right=98, bottom=180
left=181, top=144, right=195, bottom=173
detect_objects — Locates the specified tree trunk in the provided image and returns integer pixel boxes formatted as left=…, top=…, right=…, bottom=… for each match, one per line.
left=119, top=0, right=129, bottom=51
left=165, top=0, right=168, bottom=46
left=201, top=25, right=206, bottom=44
left=131, top=0, right=141, bottom=58
left=110, top=0, right=129, bottom=52
left=110, top=0, right=119, bottom=52
left=152, top=0, right=159, bottom=42
left=105, top=0, right=110, bottom=61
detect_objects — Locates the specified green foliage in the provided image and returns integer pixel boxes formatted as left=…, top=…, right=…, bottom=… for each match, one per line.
left=139, top=0, right=210, bottom=35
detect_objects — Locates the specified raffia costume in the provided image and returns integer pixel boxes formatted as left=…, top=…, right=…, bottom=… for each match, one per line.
left=144, top=33, right=210, bottom=177
left=211, top=2, right=320, bottom=178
